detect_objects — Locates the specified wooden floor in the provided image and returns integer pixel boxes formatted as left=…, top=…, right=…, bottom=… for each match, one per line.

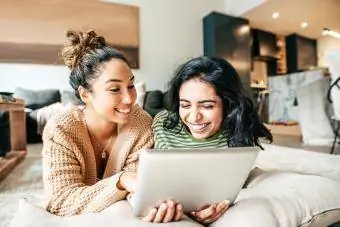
left=0, top=151, right=26, bottom=181
left=265, top=123, right=337, bottom=154
left=272, top=134, right=336, bottom=154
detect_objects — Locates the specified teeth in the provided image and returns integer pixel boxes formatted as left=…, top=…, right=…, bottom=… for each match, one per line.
left=188, top=123, right=208, bottom=131
left=116, top=109, right=131, bottom=114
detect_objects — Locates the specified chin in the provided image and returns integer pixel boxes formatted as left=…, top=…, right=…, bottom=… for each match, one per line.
left=111, top=115, right=131, bottom=124
left=190, top=132, right=211, bottom=140
left=116, top=118, right=130, bottom=124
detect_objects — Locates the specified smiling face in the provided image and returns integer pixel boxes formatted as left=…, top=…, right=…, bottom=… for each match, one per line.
left=179, top=78, right=223, bottom=139
left=81, top=58, right=137, bottom=124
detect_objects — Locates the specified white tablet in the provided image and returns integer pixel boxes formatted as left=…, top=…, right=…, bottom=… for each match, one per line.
left=131, top=147, right=260, bottom=217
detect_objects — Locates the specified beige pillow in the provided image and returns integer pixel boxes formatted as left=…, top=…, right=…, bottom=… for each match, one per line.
left=211, top=171, right=340, bottom=227
left=9, top=199, right=203, bottom=227
left=257, top=144, right=340, bottom=183
left=11, top=172, right=340, bottom=227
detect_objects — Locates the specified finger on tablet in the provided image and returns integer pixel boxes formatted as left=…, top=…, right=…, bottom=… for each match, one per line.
left=203, top=204, right=229, bottom=224
left=195, top=204, right=216, bottom=220
left=141, top=207, right=157, bottom=222
left=216, top=200, right=229, bottom=213
left=163, top=200, right=176, bottom=223
left=153, top=202, right=168, bottom=223
left=174, top=203, right=183, bottom=221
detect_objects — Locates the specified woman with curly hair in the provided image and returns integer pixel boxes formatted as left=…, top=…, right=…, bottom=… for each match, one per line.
left=152, top=56, right=273, bottom=225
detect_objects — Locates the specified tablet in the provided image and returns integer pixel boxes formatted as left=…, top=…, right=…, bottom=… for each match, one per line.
left=131, top=147, right=260, bottom=217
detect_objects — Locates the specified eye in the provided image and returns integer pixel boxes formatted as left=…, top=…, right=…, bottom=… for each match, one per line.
left=180, top=104, right=191, bottom=109
left=128, top=84, right=135, bottom=90
left=110, top=88, right=120, bottom=93
left=202, top=105, right=214, bottom=109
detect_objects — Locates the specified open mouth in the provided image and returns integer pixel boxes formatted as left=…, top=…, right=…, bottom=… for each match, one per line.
left=115, top=108, right=131, bottom=115
left=187, top=122, right=210, bottom=132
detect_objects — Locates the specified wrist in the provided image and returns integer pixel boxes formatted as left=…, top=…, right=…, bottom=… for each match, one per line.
left=117, top=172, right=128, bottom=190
left=117, top=171, right=135, bottom=191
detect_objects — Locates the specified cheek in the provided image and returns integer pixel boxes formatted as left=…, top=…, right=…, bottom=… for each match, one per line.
left=179, top=108, right=186, bottom=121
left=130, top=89, right=137, bottom=102
left=95, top=94, right=120, bottom=108
left=205, top=110, right=223, bottom=126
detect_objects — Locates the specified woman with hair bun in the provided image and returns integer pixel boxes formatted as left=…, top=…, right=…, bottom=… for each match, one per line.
left=42, top=30, right=182, bottom=223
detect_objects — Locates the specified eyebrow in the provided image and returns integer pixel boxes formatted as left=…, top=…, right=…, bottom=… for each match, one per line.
left=179, top=99, right=216, bottom=104
left=105, top=75, right=135, bottom=83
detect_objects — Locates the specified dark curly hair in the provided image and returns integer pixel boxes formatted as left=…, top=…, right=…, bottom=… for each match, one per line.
left=60, top=30, right=129, bottom=101
left=164, top=56, right=272, bottom=148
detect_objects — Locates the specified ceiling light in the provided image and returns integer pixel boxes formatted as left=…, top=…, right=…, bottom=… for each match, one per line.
left=272, top=12, right=279, bottom=19
left=238, top=25, right=250, bottom=35
left=323, top=28, right=340, bottom=39
left=323, top=28, right=329, bottom=36
left=301, top=22, right=308, bottom=28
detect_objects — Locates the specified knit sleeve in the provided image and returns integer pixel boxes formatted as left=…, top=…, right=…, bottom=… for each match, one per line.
left=123, top=107, right=154, bottom=171
left=42, top=116, right=127, bottom=216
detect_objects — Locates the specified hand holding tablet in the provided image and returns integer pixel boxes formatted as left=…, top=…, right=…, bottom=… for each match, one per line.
left=131, top=147, right=259, bottom=218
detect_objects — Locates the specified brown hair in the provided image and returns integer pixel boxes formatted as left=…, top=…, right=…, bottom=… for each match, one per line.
left=61, top=30, right=106, bottom=70
left=61, top=30, right=129, bottom=101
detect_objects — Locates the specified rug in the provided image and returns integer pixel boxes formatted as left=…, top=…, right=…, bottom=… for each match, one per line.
left=0, top=144, right=43, bottom=227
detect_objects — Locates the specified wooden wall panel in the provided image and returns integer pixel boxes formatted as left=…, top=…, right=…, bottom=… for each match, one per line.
left=0, top=0, right=139, bottom=68
left=0, top=42, right=139, bottom=67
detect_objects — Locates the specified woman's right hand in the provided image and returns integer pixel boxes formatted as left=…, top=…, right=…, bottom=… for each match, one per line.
left=120, top=173, right=183, bottom=222
left=141, top=200, right=183, bottom=223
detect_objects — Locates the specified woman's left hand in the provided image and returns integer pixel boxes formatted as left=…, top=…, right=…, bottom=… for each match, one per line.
left=118, top=171, right=137, bottom=193
left=189, top=200, right=230, bottom=224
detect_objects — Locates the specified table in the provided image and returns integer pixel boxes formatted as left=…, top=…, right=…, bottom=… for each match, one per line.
left=0, top=98, right=27, bottom=181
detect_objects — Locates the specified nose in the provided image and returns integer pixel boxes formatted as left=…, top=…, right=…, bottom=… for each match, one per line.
left=187, top=107, right=202, bottom=122
left=122, top=90, right=132, bottom=104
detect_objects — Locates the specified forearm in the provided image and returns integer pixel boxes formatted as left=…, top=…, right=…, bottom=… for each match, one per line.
left=45, top=173, right=127, bottom=216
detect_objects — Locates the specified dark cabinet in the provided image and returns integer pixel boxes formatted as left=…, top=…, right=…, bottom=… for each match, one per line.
left=251, top=29, right=278, bottom=60
left=251, top=29, right=278, bottom=76
left=285, top=33, right=317, bottom=73
left=203, top=12, right=252, bottom=93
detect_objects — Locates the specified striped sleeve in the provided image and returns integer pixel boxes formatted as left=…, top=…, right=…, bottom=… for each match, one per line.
left=152, top=110, right=170, bottom=149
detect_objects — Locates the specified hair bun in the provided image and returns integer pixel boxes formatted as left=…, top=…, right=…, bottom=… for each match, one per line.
left=61, top=30, right=107, bottom=69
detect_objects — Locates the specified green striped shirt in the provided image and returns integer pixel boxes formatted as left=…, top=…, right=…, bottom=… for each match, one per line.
left=152, top=110, right=229, bottom=149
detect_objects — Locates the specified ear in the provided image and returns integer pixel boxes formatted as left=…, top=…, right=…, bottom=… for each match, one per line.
left=78, top=86, right=92, bottom=104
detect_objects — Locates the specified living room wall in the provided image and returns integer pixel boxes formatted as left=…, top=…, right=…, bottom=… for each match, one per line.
left=317, top=35, right=340, bottom=67
left=0, top=0, right=227, bottom=92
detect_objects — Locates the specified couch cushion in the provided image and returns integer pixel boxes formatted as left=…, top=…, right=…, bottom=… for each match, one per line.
left=144, top=90, right=165, bottom=117
left=144, top=90, right=164, bottom=109
left=60, top=90, right=82, bottom=105
left=9, top=199, right=203, bottom=227
left=211, top=171, right=340, bottom=227
left=11, top=172, right=340, bottom=227
left=13, top=88, right=61, bottom=110
left=26, top=113, right=41, bottom=143
left=257, top=144, right=340, bottom=183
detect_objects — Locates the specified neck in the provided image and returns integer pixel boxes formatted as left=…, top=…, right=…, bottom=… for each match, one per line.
left=84, top=107, right=117, bottom=141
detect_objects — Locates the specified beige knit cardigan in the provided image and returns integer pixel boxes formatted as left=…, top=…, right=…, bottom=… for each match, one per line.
left=42, top=105, right=153, bottom=216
